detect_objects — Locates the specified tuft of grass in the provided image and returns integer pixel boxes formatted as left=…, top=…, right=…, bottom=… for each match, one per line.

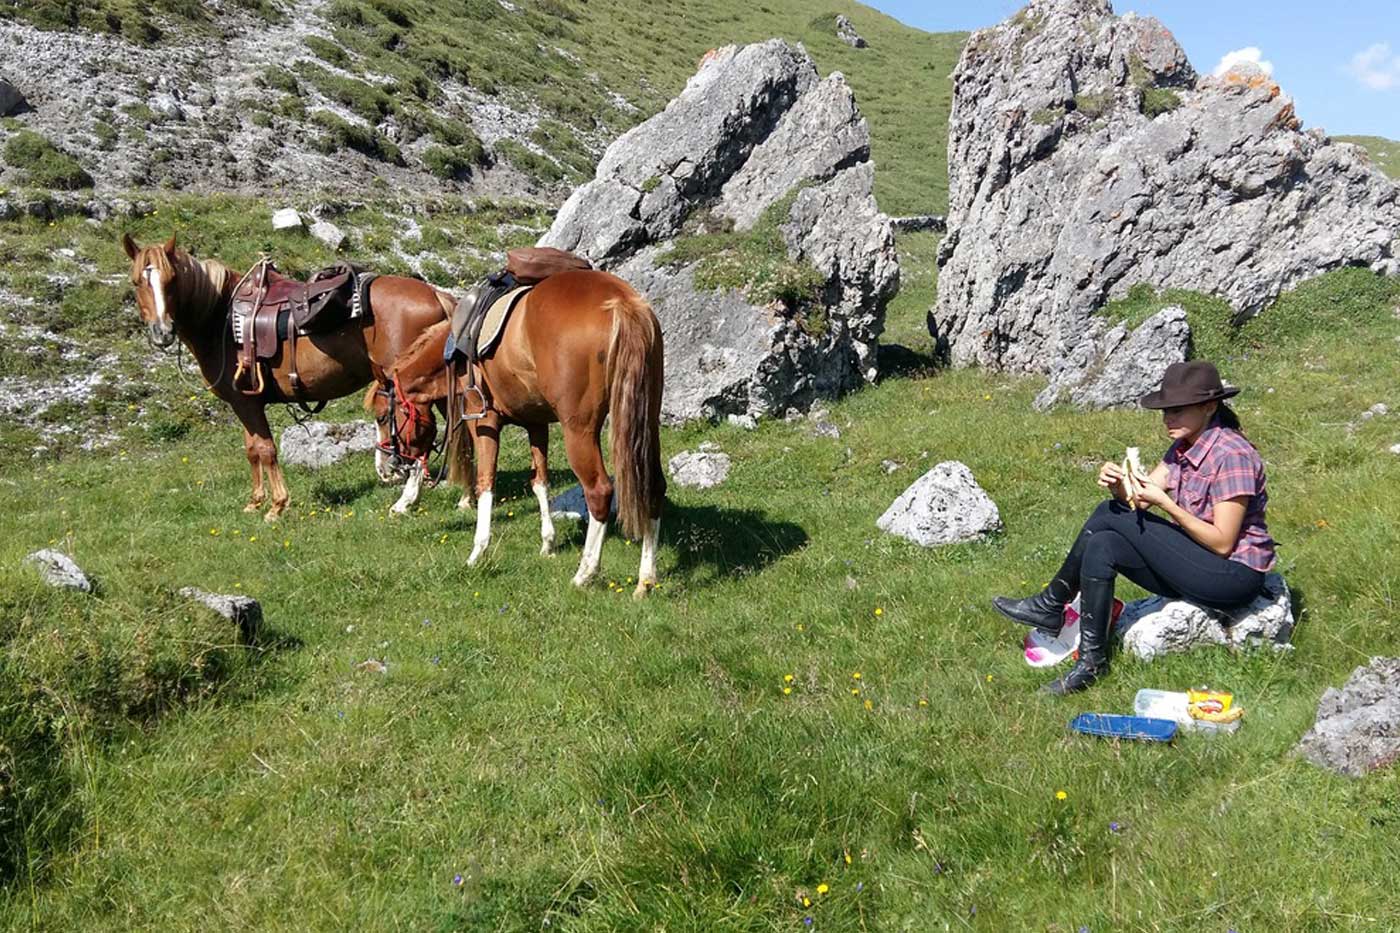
left=310, top=111, right=403, bottom=164
left=421, top=145, right=479, bottom=180
left=657, top=191, right=826, bottom=310
left=1, top=132, right=93, bottom=190
left=1071, top=91, right=1113, bottom=120
left=1140, top=87, right=1181, bottom=118
left=303, top=35, right=351, bottom=67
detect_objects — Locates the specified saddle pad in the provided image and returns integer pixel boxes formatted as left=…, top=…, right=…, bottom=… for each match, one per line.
left=477, top=286, right=530, bottom=355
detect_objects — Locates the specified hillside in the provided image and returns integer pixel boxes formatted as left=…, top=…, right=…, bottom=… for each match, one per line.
left=0, top=0, right=965, bottom=215
left=1336, top=134, right=1400, bottom=180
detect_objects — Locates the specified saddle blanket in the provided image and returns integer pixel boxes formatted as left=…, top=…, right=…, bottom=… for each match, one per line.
left=446, top=285, right=531, bottom=361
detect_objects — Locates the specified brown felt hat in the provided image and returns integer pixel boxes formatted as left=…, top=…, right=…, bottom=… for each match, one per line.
left=1138, top=361, right=1240, bottom=409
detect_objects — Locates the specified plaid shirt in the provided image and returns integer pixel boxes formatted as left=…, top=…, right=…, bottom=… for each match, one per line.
left=1163, top=422, right=1277, bottom=572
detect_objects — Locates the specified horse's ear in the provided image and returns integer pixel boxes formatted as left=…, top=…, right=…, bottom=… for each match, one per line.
left=162, top=234, right=177, bottom=256
left=122, top=233, right=139, bottom=260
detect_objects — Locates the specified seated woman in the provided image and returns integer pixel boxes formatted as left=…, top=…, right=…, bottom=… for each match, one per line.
left=993, top=361, right=1277, bottom=694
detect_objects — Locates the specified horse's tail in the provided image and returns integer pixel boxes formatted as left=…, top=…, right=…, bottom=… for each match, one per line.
left=605, top=288, right=665, bottom=541
left=444, top=362, right=473, bottom=490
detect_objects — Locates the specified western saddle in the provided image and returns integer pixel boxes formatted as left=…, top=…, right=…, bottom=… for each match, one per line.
left=231, top=259, right=375, bottom=400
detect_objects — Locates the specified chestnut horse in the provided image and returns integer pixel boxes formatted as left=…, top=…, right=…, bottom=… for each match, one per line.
left=122, top=234, right=464, bottom=520
left=393, top=269, right=666, bottom=597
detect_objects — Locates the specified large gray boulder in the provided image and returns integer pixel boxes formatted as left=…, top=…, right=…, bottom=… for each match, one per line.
left=1295, top=657, right=1400, bottom=777
left=1115, top=571, right=1294, bottom=660
left=279, top=420, right=378, bottom=469
left=877, top=461, right=1002, bottom=547
left=541, top=40, right=899, bottom=423
left=668, top=449, right=732, bottom=489
left=932, top=0, right=1400, bottom=377
left=1033, top=305, right=1191, bottom=410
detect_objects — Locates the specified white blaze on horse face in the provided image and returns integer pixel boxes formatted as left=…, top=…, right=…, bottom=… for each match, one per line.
left=634, top=516, right=661, bottom=598
left=390, top=466, right=423, bottom=514
left=571, top=514, right=607, bottom=587
left=467, top=489, right=493, bottom=566
left=144, top=265, right=169, bottom=327
left=533, top=482, right=555, bottom=555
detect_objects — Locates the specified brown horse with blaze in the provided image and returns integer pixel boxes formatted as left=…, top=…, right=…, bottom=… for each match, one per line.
left=393, top=269, right=666, bottom=597
left=122, top=233, right=462, bottom=520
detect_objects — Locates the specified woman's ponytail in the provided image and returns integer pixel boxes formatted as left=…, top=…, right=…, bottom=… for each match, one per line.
left=1215, top=402, right=1242, bottom=432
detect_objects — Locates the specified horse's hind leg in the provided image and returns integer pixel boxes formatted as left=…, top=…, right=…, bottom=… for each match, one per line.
left=527, top=425, right=556, bottom=556
left=634, top=515, right=661, bottom=600
left=467, top=416, right=500, bottom=566
left=562, top=425, right=612, bottom=587
left=239, top=404, right=290, bottom=522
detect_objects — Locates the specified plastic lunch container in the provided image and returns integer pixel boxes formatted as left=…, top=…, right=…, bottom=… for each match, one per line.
left=1133, top=689, right=1242, bottom=734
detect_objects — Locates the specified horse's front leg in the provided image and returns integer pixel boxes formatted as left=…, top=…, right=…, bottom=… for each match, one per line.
left=390, top=464, right=424, bottom=514
left=467, top=417, right=500, bottom=566
left=240, top=404, right=290, bottom=522
left=527, top=425, right=555, bottom=556
left=241, top=426, right=266, bottom=513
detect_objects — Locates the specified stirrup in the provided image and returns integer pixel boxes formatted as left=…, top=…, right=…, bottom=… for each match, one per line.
left=233, top=360, right=265, bottom=397
left=458, top=384, right=488, bottom=421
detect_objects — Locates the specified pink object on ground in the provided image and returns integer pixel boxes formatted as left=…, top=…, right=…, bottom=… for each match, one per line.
left=1023, top=596, right=1125, bottom=667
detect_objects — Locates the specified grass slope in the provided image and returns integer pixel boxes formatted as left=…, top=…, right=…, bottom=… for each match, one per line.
left=1335, top=135, right=1400, bottom=180
left=3, top=195, right=1400, bottom=924
left=0, top=1, right=964, bottom=214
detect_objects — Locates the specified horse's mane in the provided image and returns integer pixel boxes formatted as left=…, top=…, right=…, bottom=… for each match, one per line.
left=395, top=319, right=451, bottom=380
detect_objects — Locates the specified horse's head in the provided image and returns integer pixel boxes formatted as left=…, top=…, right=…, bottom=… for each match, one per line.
left=365, top=382, right=437, bottom=474
left=122, top=232, right=180, bottom=347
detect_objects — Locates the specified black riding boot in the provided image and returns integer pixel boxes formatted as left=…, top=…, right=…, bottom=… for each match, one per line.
left=1043, top=574, right=1114, bottom=695
left=992, top=577, right=1075, bottom=635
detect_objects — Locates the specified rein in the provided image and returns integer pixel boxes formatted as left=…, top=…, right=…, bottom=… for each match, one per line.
left=374, top=379, right=443, bottom=479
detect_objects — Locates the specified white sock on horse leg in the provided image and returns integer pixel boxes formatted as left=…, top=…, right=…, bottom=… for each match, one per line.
left=633, top=516, right=661, bottom=598
left=572, top=514, right=606, bottom=586
left=468, top=489, right=493, bottom=565
left=533, top=482, right=555, bottom=555
left=391, top=468, right=423, bottom=514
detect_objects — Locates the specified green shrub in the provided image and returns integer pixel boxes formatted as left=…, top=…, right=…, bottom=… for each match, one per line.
left=258, top=66, right=301, bottom=96
left=310, top=111, right=403, bottom=164
left=422, top=145, right=480, bottom=180
left=1071, top=92, right=1113, bottom=120
left=1, top=131, right=93, bottom=190
left=494, top=139, right=565, bottom=184
left=1031, top=106, right=1065, bottom=125
left=296, top=63, right=395, bottom=122
left=1141, top=87, right=1181, bottom=118
left=304, top=35, right=351, bottom=67
left=91, top=121, right=119, bottom=151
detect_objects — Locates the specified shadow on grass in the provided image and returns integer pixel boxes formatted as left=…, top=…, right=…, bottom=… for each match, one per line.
left=308, top=475, right=380, bottom=506
left=877, top=341, right=943, bottom=379
left=663, top=503, right=807, bottom=586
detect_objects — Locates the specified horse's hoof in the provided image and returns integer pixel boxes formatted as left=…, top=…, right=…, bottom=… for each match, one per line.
left=390, top=505, right=408, bottom=515
left=243, top=503, right=262, bottom=513
left=571, top=573, right=593, bottom=588
left=467, top=546, right=486, bottom=566
left=539, top=540, right=556, bottom=557
left=264, top=510, right=283, bottom=524
left=633, top=581, right=655, bottom=600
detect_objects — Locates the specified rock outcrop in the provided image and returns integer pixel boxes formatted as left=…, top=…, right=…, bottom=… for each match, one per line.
left=278, top=421, right=378, bottom=469
left=835, top=15, right=868, bottom=49
left=0, top=77, right=25, bottom=116
left=1033, top=305, right=1191, bottom=410
left=1295, top=657, right=1400, bottom=777
left=877, top=461, right=1002, bottom=547
left=1115, top=572, right=1294, bottom=660
left=540, top=40, right=899, bottom=423
left=932, top=0, right=1400, bottom=377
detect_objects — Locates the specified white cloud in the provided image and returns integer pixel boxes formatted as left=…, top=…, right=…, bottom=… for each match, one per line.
left=1212, top=47, right=1274, bottom=78
left=1345, top=42, right=1400, bottom=91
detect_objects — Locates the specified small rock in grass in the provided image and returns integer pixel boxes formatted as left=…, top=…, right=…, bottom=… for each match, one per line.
left=1390, top=443, right=1400, bottom=456
left=356, top=659, right=387, bottom=675
left=272, top=207, right=303, bottom=231
left=179, top=586, right=262, bottom=642
left=880, top=459, right=902, bottom=474
left=1295, top=656, right=1400, bottom=777
left=23, top=549, right=94, bottom=592
left=669, top=450, right=731, bottom=489
left=727, top=413, right=757, bottom=430
left=310, top=219, right=347, bottom=250
left=877, top=461, right=1002, bottom=547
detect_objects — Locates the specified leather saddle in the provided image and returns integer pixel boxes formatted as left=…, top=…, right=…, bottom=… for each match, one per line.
left=231, top=260, right=375, bottom=397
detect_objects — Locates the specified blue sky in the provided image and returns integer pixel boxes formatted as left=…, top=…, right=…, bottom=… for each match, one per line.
left=865, top=0, right=1400, bottom=138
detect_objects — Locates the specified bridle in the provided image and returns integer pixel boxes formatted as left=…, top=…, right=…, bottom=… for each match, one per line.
left=374, top=379, right=438, bottom=479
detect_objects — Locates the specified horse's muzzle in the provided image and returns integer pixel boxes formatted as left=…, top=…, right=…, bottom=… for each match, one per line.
left=148, top=321, right=176, bottom=347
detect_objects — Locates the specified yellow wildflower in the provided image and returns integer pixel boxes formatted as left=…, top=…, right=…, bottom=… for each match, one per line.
left=784, top=674, right=794, bottom=683
left=816, top=883, right=829, bottom=895
left=782, top=687, right=792, bottom=696
left=852, top=672, right=862, bottom=680
left=1056, top=790, right=1067, bottom=801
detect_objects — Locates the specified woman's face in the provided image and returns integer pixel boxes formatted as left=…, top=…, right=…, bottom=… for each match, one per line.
left=1162, top=401, right=1216, bottom=442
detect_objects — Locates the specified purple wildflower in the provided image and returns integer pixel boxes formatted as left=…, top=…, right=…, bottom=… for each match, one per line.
left=452, top=874, right=463, bottom=886
left=855, top=882, right=864, bottom=892
left=1080, top=927, right=1090, bottom=933
left=1109, top=821, right=1121, bottom=833
left=431, top=656, right=440, bottom=665
left=803, top=919, right=813, bottom=928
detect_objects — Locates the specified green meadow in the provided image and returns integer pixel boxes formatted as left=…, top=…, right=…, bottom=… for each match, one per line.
left=3, top=193, right=1400, bottom=927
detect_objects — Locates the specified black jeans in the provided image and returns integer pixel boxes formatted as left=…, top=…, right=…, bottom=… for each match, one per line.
left=1058, top=500, right=1266, bottom=609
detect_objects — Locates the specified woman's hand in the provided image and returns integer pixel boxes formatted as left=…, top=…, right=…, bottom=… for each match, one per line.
left=1131, top=478, right=1173, bottom=512
left=1097, top=461, right=1126, bottom=498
